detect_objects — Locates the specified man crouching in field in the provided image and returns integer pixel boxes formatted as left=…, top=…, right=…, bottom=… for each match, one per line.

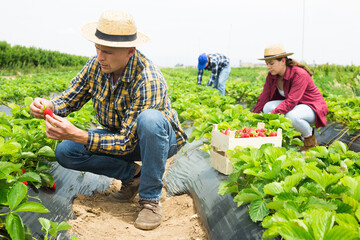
left=30, top=10, right=187, bottom=230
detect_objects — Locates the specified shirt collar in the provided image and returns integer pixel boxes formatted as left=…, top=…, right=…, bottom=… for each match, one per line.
left=121, top=51, right=138, bottom=83
left=283, top=66, right=291, bottom=81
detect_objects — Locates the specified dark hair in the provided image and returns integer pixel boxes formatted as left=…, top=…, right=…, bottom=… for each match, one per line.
left=276, top=57, right=313, bottom=76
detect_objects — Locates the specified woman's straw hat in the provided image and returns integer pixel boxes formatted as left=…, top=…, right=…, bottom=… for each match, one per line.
left=81, top=10, right=150, bottom=47
left=258, top=44, right=293, bottom=60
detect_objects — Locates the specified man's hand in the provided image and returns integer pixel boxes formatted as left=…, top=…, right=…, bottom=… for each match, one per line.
left=45, top=115, right=88, bottom=145
left=30, top=98, right=54, bottom=119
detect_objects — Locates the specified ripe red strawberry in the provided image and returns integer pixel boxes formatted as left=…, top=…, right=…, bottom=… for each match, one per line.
left=240, top=133, right=250, bottom=138
left=21, top=168, right=26, bottom=173
left=42, top=107, right=54, bottom=118
left=269, top=131, right=277, bottom=137
left=256, top=128, right=267, bottom=133
left=222, top=128, right=231, bottom=135
left=257, top=132, right=266, bottom=137
left=50, top=182, right=56, bottom=190
left=22, top=181, right=28, bottom=185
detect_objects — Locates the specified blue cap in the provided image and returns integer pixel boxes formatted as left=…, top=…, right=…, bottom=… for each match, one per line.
left=198, top=53, right=208, bottom=69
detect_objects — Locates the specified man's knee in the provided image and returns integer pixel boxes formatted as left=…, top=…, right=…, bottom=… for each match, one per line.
left=137, top=109, right=166, bottom=134
left=55, top=140, right=80, bottom=168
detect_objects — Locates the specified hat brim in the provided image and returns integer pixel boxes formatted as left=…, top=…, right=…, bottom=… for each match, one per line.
left=258, top=52, right=293, bottom=60
left=81, top=22, right=150, bottom=48
left=198, top=62, right=206, bottom=70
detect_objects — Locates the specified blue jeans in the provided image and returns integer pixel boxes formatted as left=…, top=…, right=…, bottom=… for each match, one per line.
left=213, top=64, right=231, bottom=95
left=55, top=109, right=179, bottom=201
left=263, top=100, right=316, bottom=137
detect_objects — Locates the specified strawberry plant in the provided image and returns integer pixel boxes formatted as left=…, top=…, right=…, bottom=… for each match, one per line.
left=0, top=163, right=50, bottom=239
left=218, top=141, right=360, bottom=239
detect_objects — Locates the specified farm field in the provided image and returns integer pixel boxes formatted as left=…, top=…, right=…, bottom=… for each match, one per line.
left=1, top=47, right=360, bottom=239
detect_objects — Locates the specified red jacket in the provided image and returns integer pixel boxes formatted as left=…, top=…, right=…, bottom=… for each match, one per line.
left=253, top=66, right=328, bottom=128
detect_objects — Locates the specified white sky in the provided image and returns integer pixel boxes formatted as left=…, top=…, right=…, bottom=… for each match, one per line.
left=1, top=0, right=359, bottom=67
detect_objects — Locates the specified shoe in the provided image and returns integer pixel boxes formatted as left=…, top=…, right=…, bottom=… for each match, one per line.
left=134, top=200, right=162, bottom=230
left=300, top=129, right=317, bottom=152
left=110, top=176, right=140, bottom=202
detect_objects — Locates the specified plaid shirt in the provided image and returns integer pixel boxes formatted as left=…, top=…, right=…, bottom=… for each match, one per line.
left=197, top=53, right=230, bottom=86
left=51, top=50, right=187, bottom=155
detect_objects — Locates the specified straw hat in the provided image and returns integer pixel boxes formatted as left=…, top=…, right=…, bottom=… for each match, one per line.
left=258, top=44, right=293, bottom=60
left=81, top=10, right=150, bottom=47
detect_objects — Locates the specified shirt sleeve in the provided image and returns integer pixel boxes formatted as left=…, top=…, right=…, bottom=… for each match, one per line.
left=86, top=79, right=166, bottom=155
left=207, top=64, right=218, bottom=86
left=253, top=75, right=272, bottom=113
left=51, top=63, right=92, bottom=117
left=197, top=69, right=203, bottom=85
left=270, top=72, right=307, bottom=114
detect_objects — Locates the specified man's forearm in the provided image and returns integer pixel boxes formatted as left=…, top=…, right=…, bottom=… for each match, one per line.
left=68, top=129, right=89, bottom=145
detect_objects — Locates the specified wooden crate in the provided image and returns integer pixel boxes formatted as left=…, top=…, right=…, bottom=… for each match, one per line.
left=210, top=123, right=282, bottom=175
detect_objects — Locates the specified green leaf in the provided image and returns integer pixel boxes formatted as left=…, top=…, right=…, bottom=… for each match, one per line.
left=36, top=161, right=52, bottom=172
left=24, top=96, right=34, bottom=107
left=249, top=199, right=271, bottom=222
left=335, top=213, right=359, bottom=229
left=329, top=141, right=348, bottom=155
left=342, top=194, right=360, bottom=210
left=263, top=182, right=284, bottom=196
left=20, top=152, right=37, bottom=159
left=0, top=141, right=22, bottom=155
left=56, top=221, right=72, bottom=231
left=303, top=166, right=342, bottom=191
left=39, top=217, right=51, bottom=232
left=266, top=200, right=285, bottom=210
left=290, top=137, right=303, bottom=146
left=218, top=180, right=238, bottom=195
left=39, top=172, right=54, bottom=187
left=233, top=188, right=262, bottom=205
left=303, top=196, right=337, bottom=211
left=18, top=172, right=42, bottom=183
left=13, top=201, right=50, bottom=213
left=324, top=225, right=360, bottom=240
left=37, top=146, right=55, bottom=157
left=277, top=221, right=313, bottom=240
left=0, top=162, right=22, bottom=175
left=262, top=225, right=281, bottom=239
left=355, top=207, right=360, bottom=222
left=341, top=176, right=360, bottom=201
left=303, top=209, right=335, bottom=240
left=283, top=173, right=304, bottom=192
left=5, top=213, right=25, bottom=240
left=8, top=182, right=27, bottom=210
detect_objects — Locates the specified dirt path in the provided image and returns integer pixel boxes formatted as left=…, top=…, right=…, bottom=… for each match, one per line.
left=67, top=159, right=208, bottom=240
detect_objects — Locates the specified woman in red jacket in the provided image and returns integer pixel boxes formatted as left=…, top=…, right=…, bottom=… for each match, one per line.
left=253, top=44, right=328, bottom=150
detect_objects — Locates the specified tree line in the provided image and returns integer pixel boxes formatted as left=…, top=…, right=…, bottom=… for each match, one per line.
left=0, top=41, right=89, bottom=69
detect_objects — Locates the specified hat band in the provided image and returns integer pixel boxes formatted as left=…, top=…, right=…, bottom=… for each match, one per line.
left=95, top=29, right=137, bottom=42
left=264, top=52, right=287, bottom=58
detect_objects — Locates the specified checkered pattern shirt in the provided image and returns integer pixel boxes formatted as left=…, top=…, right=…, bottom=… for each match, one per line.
left=197, top=53, right=230, bottom=86
left=51, top=50, right=187, bottom=155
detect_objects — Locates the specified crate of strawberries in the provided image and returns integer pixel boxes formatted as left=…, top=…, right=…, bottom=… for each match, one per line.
left=210, top=122, right=282, bottom=175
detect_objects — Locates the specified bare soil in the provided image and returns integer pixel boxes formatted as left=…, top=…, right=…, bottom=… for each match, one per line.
left=67, top=159, right=208, bottom=240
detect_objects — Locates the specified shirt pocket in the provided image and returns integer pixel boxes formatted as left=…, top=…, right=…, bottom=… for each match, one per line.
left=91, top=91, right=108, bottom=123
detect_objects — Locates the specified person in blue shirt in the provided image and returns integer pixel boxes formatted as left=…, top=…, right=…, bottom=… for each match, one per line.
left=197, top=53, right=231, bottom=95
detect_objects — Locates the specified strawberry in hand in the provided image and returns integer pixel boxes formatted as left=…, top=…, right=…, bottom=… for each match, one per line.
left=42, top=106, right=54, bottom=118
